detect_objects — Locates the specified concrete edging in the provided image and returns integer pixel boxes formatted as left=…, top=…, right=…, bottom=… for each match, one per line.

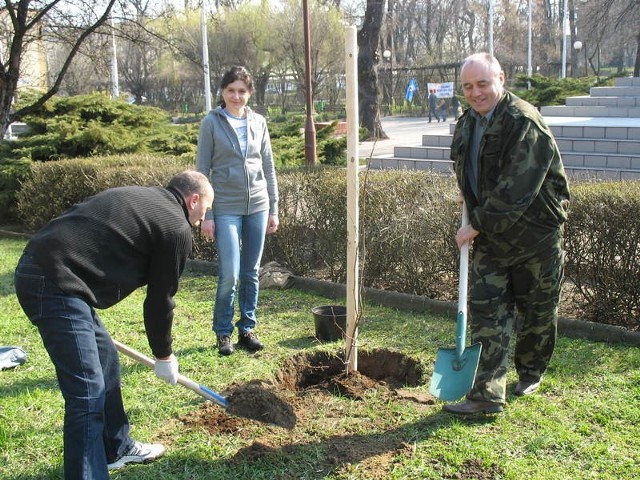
left=291, top=276, right=640, bottom=347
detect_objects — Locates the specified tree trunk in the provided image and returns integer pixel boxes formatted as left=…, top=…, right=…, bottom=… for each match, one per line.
left=358, top=0, right=388, bottom=140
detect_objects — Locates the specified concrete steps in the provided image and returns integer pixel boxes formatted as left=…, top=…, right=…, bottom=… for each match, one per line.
left=547, top=120, right=640, bottom=179
left=375, top=76, right=640, bottom=180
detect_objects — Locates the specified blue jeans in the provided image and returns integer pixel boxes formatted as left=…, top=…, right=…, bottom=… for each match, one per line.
left=213, top=211, right=268, bottom=336
left=14, top=253, right=133, bottom=480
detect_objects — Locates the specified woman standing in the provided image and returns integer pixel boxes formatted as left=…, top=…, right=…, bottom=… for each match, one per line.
left=196, top=66, right=279, bottom=356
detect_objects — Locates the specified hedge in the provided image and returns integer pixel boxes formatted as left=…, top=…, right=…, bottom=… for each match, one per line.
left=15, top=157, right=640, bottom=331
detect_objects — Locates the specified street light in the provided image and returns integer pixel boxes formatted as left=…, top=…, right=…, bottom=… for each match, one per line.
left=573, top=40, right=587, bottom=77
left=382, top=49, right=393, bottom=111
left=561, top=0, right=568, bottom=78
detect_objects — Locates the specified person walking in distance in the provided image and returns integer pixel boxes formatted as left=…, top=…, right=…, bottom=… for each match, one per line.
left=14, top=171, right=214, bottom=478
left=196, top=66, right=279, bottom=356
left=443, top=53, right=570, bottom=415
left=428, top=88, right=439, bottom=123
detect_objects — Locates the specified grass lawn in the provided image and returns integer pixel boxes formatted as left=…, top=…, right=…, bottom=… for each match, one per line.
left=1, top=236, right=639, bottom=479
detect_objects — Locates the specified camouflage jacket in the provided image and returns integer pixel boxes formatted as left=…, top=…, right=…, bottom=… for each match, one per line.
left=451, top=91, right=570, bottom=255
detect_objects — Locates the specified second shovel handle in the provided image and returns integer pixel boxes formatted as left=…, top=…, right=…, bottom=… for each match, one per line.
left=456, top=203, right=470, bottom=358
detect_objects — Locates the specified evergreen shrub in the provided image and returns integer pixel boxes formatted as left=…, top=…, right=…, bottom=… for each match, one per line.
left=8, top=93, right=198, bottom=161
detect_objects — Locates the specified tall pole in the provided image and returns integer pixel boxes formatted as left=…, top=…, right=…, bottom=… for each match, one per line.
left=488, top=0, right=494, bottom=56
left=302, top=0, right=317, bottom=166
left=345, top=25, right=359, bottom=374
left=527, top=0, right=532, bottom=89
left=201, top=2, right=212, bottom=112
left=110, top=16, right=119, bottom=99
left=561, top=0, right=568, bottom=78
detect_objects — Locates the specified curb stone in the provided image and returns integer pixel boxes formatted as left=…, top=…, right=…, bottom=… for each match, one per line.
left=290, top=276, right=640, bottom=347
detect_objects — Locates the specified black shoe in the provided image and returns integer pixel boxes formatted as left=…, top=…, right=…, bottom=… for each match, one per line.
left=238, top=331, right=264, bottom=351
left=514, top=379, right=541, bottom=396
left=217, top=335, right=234, bottom=356
left=442, top=398, right=504, bottom=414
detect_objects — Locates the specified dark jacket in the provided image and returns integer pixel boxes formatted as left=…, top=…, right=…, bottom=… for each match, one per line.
left=25, top=186, right=193, bottom=357
left=451, top=91, right=570, bottom=255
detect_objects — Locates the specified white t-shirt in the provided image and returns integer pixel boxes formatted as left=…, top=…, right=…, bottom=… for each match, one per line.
left=223, top=109, right=248, bottom=157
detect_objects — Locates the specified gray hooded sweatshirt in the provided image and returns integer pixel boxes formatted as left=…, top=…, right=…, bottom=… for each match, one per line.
left=196, top=106, right=278, bottom=220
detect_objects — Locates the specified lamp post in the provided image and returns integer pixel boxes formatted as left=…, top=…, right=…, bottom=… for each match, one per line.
left=573, top=40, right=587, bottom=77
left=110, top=16, right=119, bottom=99
left=382, top=49, right=393, bottom=110
left=201, top=1, right=212, bottom=112
left=527, top=0, right=532, bottom=89
left=302, top=0, right=317, bottom=166
left=561, top=0, right=568, bottom=78
left=488, top=0, right=494, bottom=56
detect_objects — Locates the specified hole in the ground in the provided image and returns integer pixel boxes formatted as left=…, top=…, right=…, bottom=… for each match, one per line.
left=273, top=349, right=426, bottom=392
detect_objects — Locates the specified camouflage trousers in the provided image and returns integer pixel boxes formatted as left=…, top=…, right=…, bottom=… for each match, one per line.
left=467, top=237, right=564, bottom=403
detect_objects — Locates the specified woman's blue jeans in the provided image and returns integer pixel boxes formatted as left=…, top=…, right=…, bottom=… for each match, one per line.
left=213, top=211, right=268, bottom=336
left=14, top=253, right=133, bottom=480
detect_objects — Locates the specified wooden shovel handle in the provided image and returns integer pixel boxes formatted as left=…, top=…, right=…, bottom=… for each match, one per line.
left=112, top=339, right=228, bottom=408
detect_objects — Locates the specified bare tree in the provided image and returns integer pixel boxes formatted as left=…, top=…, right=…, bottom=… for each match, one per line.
left=0, top=0, right=118, bottom=138
left=358, top=0, right=387, bottom=140
left=578, top=0, right=640, bottom=76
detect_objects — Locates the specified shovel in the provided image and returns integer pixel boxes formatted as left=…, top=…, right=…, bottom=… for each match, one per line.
left=112, top=339, right=297, bottom=429
left=429, top=203, right=482, bottom=401
left=112, top=339, right=228, bottom=408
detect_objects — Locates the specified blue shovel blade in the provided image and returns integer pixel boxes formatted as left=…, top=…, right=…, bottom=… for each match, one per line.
left=199, top=385, right=229, bottom=408
left=429, top=342, right=482, bottom=401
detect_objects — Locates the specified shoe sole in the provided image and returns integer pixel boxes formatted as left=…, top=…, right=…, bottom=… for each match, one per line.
left=237, top=343, right=263, bottom=352
left=108, top=457, right=147, bottom=469
left=443, top=405, right=504, bottom=414
left=514, top=387, right=538, bottom=396
left=514, top=383, right=540, bottom=396
left=108, top=453, right=164, bottom=469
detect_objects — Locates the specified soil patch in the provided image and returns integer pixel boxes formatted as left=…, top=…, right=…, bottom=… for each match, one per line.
left=178, top=349, right=434, bottom=476
left=179, top=349, right=430, bottom=433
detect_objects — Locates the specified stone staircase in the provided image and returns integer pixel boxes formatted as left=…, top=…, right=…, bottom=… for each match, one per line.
left=372, top=76, right=640, bottom=180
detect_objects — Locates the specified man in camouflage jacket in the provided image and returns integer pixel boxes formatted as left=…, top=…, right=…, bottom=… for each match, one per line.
left=444, top=53, right=570, bottom=414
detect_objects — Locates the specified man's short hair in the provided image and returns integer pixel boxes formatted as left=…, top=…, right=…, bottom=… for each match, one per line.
left=167, top=170, right=211, bottom=196
left=461, top=52, right=503, bottom=77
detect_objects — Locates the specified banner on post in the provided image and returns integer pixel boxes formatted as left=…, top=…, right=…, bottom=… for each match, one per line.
left=427, top=82, right=455, bottom=98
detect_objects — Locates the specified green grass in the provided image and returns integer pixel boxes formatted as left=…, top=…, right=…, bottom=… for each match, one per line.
left=1, top=237, right=639, bottom=479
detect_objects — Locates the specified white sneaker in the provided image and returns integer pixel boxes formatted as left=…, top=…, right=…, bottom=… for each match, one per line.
left=107, top=441, right=166, bottom=469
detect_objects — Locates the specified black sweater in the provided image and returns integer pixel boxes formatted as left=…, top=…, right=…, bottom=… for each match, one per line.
left=25, top=186, right=193, bottom=358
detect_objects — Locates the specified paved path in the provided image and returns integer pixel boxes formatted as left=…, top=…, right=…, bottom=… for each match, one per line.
left=359, top=116, right=452, bottom=158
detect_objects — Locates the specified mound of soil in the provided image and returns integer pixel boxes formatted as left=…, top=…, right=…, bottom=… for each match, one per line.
left=224, top=380, right=297, bottom=429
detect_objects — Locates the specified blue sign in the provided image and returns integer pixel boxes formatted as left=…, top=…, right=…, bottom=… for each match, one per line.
left=405, top=78, right=418, bottom=102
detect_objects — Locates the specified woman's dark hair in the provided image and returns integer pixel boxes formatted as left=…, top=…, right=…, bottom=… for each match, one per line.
left=219, top=66, right=254, bottom=107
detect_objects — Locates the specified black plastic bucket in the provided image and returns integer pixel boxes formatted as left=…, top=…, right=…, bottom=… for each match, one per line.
left=311, top=305, right=347, bottom=342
